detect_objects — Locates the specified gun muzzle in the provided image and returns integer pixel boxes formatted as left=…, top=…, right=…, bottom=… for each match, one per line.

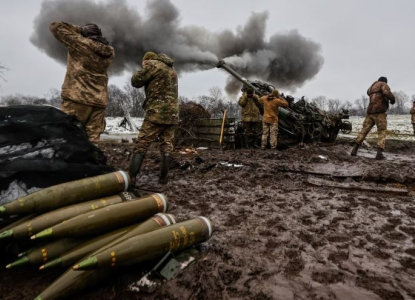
left=216, top=59, right=226, bottom=68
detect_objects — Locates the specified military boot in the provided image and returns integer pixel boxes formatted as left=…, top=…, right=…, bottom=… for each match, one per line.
left=249, top=136, right=260, bottom=149
left=375, top=148, right=385, bottom=160
left=129, top=153, right=145, bottom=187
left=350, top=143, right=359, bottom=156
left=159, top=153, right=171, bottom=185
left=243, top=135, right=250, bottom=149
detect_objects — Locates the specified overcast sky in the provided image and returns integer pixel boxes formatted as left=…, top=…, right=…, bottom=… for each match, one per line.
left=0, top=0, right=414, bottom=103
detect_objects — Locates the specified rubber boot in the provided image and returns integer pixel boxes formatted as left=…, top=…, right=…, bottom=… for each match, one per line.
left=249, top=136, right=259, bottom=149
left=244, top=135, right=250, bottom=149
left=129, top=153, right=145, bottom=187
left=351, top=143, right=359, bottom=156
left=159, top=153, right=171, bottom=185
left=375, top=148, right=385, bottom=160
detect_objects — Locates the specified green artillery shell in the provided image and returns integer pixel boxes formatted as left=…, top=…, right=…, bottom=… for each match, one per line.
left=0, top=214, right=35, bottom=232
left=6, top=238, right=86, bottom=269
left=0, top=192, right=136, bottom=240
left=39, top=223, right=137, bottom=269
left=0, top=171, right=130, bottom=216
left=74, top=217, right=213, bottom=270
left=34, top=214, right=176, bottom=300
left=32, top=194, right=168, bottom=240
left=0, top=214, right=36, bottom=240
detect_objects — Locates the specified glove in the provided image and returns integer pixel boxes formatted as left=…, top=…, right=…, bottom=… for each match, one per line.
left=389, top=99, right=395, bottom=105
left=81, top=24, right=102, bottom=37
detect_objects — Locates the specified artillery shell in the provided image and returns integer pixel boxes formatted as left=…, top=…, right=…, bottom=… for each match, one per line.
left=6, top=238, right=86, bottom=269
left=34, top=214, right=176, bottom=300
left=0, top=171, right=131, bottom=216
left=74, top=217, right=213, bottom=270
left=0, top=192, right=136, bottom=240
left=40, top=223, right=137, bottom=269
left=0, top=214, right=36, bottom=241
left=32, top=194, right=168, bottom=240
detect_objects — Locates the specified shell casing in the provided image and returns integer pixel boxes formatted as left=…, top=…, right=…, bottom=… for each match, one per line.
left=33, top=194, right=168, bottom=240
left=5, top=192, right=135, bottom=240
left=6, top=238, right=86, bottom=269
left=0, top=171, right=131, bottom=216
left=35, top=213, right=176, bottom=300
left=74, top=217, right=213, bottom=270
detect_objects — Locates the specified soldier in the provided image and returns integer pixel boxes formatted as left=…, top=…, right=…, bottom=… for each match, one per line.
left=129, top=52, right=179, bottom=185
left=238, top=88, right=261, bottom=148
left=49, top=22, right=115, bottom=146
left=351, top=77, right=395, bottom=159
left=259, top=90, right=288, bottom=151
left=411, top=100, right=415, bottom=136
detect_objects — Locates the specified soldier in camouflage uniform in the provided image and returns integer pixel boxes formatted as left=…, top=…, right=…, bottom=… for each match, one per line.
left=129, top=52, right=179, bottom=185
left=49, top=22, right=115, bottom=146
left=351, top=77, right=395, bottom=159
left=411, top=100, right=415, bottom=136
left=259, top=90, right=288, bottom=151
left=238, top=88, right=261, bottom=148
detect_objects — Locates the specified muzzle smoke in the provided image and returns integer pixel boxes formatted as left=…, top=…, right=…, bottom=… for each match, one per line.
left=31, top=0, right=324, bottom=94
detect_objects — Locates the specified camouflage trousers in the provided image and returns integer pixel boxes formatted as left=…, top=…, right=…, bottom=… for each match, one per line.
left=355, top=113, right=387, bottom=149
left=134, top=119, right=175, bottom=154
left=262, top=122, right=279, bottom=150
left=61, top=100, right=105, bottom=146
left=242, top=121, right=259, bottom=136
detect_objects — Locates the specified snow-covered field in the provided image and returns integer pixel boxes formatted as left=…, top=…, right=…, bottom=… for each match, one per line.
left=105, top=117, right=143, bottom=134
left=342, top=114, right=415, bottom=141
left=103, top=115, right=415, bottom=141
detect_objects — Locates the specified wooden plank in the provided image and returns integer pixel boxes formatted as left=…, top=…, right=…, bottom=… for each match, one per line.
left=306, top=177, right=409, bottom=195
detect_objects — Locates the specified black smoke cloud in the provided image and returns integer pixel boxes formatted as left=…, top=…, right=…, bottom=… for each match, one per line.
left=31, top=0, right=324, bottom=94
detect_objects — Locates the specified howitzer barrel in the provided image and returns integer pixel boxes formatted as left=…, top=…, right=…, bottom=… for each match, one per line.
left=0, top=171, right=131, bottom=216
left=216, top=60, right=265, bottom=96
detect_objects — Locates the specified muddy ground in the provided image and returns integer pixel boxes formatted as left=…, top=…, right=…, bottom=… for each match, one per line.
left=1, top=138, right=415, bottom=300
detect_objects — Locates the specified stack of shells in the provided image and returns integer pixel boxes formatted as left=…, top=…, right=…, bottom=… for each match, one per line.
left=0, top=171, right=213, bottom=300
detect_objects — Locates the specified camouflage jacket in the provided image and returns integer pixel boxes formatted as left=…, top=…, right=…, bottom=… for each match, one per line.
left=259, top=95, right=289, bottom=124
left=410, top=107, right=415, bottom=123
left=50, top=22, right=115, bottom=108
left=131, top=54, right=179, bottom=125
left=238, top=93, right=261, bottom=122
left=366, top=81, right=395, bottom=114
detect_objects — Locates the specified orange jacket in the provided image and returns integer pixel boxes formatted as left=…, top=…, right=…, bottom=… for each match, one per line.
left=259, top=95, right=288, bottom=124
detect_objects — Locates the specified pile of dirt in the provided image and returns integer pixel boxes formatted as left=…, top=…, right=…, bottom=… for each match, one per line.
left=1, top=139, right=415, bottom=300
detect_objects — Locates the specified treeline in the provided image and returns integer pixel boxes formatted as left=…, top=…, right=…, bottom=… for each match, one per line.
left=1, top=86, right=413, bottom=118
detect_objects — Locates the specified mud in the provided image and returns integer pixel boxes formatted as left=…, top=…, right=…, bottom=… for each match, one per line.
left=1, top=138, right=415, bottom=300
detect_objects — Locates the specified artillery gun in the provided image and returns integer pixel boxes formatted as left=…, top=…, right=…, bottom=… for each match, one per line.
left=216, top=60, right=352, bottom=145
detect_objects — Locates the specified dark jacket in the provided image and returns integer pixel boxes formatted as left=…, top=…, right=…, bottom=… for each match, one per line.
left=366, top=81, right=395, bottom=114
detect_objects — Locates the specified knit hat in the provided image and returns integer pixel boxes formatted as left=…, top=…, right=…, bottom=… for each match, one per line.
left=378, top=76, right=388, bottom=83
left=143, top=51, right=157, bottom=62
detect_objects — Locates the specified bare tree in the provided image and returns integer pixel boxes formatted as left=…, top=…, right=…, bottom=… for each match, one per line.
left=45, top=88, right=61, bottom=107
left=106, top=85, right=125, bottom=117
left=123, top=84, right=145, bottom=117
left=311, top=96, right=327, bottom=111
left=0, top=62, right=7, bottom=87
left=327, top=98, right=341, bottom=113
left=390, top=91, right=409, bottom=114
